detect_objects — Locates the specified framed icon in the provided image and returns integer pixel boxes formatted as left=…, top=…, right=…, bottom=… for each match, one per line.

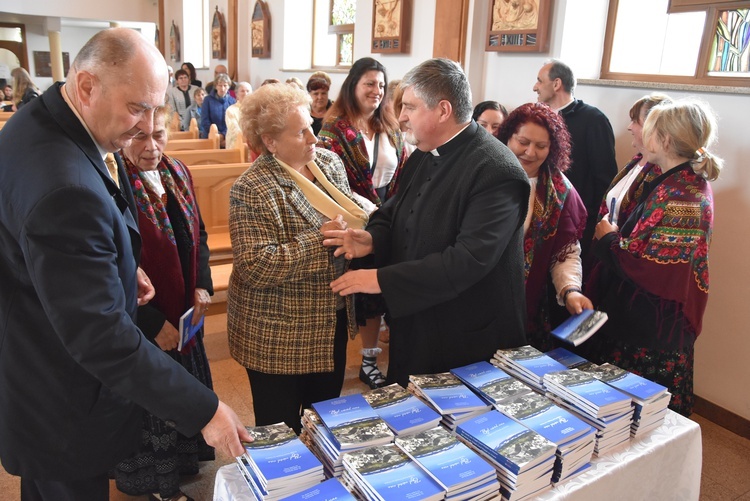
left=169, top=21, right=181, bottom=61
left=212, top=7, right=227, bottom=60
left=371, top=0, right=412, bottom=53
left=486, top=0, right=552, bottom=53
left=251, top=0, right=271, bottom=58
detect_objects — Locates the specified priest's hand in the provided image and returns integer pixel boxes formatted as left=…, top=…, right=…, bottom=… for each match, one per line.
left=331, top=269, right=381, bottom=295
left=322, top=228, right=373, bottom=259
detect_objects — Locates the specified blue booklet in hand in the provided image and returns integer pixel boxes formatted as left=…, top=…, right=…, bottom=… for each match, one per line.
left=550, top=309, right=608, bottom=346
left=178, top=306, right=203, bottom=351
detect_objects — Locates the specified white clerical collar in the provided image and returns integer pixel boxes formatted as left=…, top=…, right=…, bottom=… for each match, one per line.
left=61, top=84, right=108, bottom=160
left=555, top=98, right=575, bottom=113
left=430, top=122, right=471, bottom=156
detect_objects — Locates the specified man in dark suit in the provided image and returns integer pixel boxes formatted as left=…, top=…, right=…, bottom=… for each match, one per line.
left=324, top=58, right=530, bottom=386
left=0, top=28, right=249, bottom=501
left=533, top=59, right=619, bottom=259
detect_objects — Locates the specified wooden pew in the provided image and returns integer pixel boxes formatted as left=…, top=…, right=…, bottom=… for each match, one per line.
left=166, top=147, right=246, bottom=165
left=0, top=111, right=14, bottom=121
left=170, top=118, right=199, bottom=140
left=208, top=262, right=232, bottom=315
left=188, top=162, right=250, bottom=265
left=166, top=124, right=220, bottom=150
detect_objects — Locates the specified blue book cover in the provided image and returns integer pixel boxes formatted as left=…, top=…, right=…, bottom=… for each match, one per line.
left=495, top=346, right=568, bottom=380
left=178, top=306, right=203, bottom=351
left=543, top=370, right=632, bottom=416
left=451, top=361, right=529, bottom=405
left=493, top=392, right=594, bottom=446
left=343, top=444, right=445, bottom=501
left=581, top=363, right=667, bottom=404
left=243, top=423, right=323, bottom=488
left=312, top=394, right=394, bottom=451
left=550, top=309, right=608, bottom=346
left=362, top=384, right=441, bottom=435
left=395, top=427, right=496, bottom=493
left=409, top=373, right=489, bottom=415
left=545, top=348, right=589, bottom=369
left=456, top=410, right=556, bottom=476
left=278, top=478, right=356, bottom=501
left=236, top=455, right=270, bottom=500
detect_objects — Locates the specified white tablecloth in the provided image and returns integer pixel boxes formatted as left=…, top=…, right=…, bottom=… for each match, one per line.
left=213, top=410, right=701, bottom=501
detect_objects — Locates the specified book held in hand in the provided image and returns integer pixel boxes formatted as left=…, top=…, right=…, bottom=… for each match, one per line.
left=550, top=309, right=608, bottom=346
left=178, top=306, right=203, bottom=351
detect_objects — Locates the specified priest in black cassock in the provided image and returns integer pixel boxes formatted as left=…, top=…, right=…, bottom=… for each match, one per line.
left=324, top=58, right=530, bottom=386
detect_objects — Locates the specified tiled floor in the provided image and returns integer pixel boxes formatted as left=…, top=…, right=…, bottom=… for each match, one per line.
left=1, top=313, right=749, bottom=500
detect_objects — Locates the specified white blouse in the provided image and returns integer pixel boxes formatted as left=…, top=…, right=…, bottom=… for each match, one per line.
left=363, top=132, right=398, bottom=189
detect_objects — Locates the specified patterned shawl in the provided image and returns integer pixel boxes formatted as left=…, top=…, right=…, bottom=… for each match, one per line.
left=524, top=166, right=586, bottom=334
left=123, top=154, right=201, bottom=331
left=590, top=163, right=713, bottom=338
left=317, top=115, right=407, bottom=205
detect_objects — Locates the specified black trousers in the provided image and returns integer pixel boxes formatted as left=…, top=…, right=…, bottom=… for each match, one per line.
left=246, top=309, right=348, bottom=434
left=21, top=473, right=109, bottom=501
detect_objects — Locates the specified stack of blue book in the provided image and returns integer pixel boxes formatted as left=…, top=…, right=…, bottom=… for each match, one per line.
left=491, top=346, right=568, bottom=391
left=543, top=370, right=634, bottom=456
left=395, top=427, right=500, bottom=501
left=237, top=422, right=325, bottom=500
left=493, top=391, right=595, bottom=483
left=303, top=394, right=395, bottom=478
left=580, top=363, right=670, bottom=437
left=278, top=477, right=356, bottom=501
left=341, top=444, right=445, bottom=501
left=456, top=410, right=556, bottom=501
left=452, top=361, right=594, bottom=484
left=362, top=383, right=442, bottom=436
left=408, top=373, right=490, bottom=430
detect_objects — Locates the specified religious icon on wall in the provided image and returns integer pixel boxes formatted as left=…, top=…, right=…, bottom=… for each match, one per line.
left=251, top=0, right=271, bottom=58
left=486, top=0, right=552, bottom=52
left=169, top=21, right=181, bottom=61
left=371, top=0, right=411, bottom=54
left=212, top=7, right=227, bottom=60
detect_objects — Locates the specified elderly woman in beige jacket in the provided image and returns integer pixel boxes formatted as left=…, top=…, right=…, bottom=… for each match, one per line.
left=227, top=83, right=372, bottom=434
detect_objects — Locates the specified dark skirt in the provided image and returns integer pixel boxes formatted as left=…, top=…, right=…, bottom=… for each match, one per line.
left=114, top=329, right=215, bottom=498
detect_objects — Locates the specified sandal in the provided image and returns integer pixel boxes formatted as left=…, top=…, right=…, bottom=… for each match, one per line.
left=360, top=357, right=387, bottom=389
left=149, top=492, right=195, bottom=501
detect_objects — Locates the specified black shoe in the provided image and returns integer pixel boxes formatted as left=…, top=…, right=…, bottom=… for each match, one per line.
left=359, top=363, right=386, bottom=389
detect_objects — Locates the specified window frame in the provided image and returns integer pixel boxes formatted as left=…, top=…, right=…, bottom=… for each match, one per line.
left=311, top=0, right=354, bottom=69
left=600, top=0, right=750, bottom=87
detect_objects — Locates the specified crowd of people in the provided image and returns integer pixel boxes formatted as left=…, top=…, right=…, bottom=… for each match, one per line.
left=0, top=26, right=724, bottom=501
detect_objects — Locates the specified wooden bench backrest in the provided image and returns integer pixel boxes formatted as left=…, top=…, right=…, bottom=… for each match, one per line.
left=166, top=147, right=245, bottom=165
left=166, top=123, right=219, bottom=150
left=0, top=112, right=13, bottom=122
left=188, top=162, right=250, bottom=239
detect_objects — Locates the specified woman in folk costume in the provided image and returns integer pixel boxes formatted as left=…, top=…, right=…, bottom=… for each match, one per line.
left=586, top=99, right=722, bottom=416
left=227, top=83, right=371, bottom=434
left=497, top=102, right=592, bottom=352
left=317, top=57, right=407, bottom=389
left=115, top=105, right=213, bottom=501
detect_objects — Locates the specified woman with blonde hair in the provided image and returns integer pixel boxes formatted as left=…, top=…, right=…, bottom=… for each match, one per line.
left=10, top=67, right=40, bottom=110
left=586, top=98, right=722, bottom=416
left=228, top=83, right=369, bottom=433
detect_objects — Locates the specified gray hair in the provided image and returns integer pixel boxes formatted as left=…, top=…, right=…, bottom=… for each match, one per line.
left=546, top=59, right=576, bottom=94
left=401, top=58, right=473, bottom=123
left=236, top=81, right=253, bottom=93
left=214, top=73, right=232, bottom=86
left=72, top=29, right=142, bottom=83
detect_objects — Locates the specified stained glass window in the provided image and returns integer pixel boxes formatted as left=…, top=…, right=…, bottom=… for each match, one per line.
left=331, top=0, right=356, bottom=25
left=709, top=9, right=750, bottom=76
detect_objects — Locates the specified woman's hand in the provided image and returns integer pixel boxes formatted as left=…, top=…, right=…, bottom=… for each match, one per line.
left=320, top=214, right=347, bottom=234
left=154, top=320, right=180, bottom=351
left=194, top=288, right=211, bottom=325
left=595, top=218, right=618, bottom=240
left=322, top=228, right=374, bottom=259
left=563, top=288, right=594, bottom=315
